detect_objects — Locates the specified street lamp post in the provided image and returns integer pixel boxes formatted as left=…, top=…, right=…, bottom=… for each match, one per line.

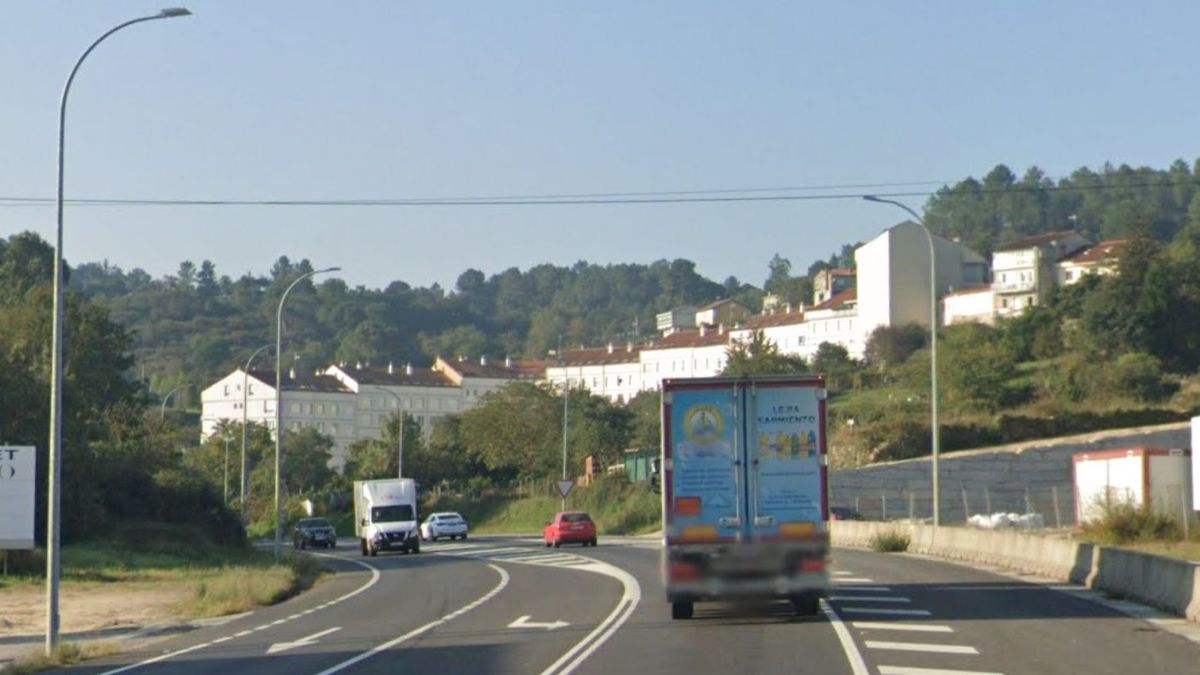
left=45, top=7, right=191, bottom=654
left=159, top=383, right=185, bottom=420
left=864, top=196, right=941, bottom=526
left=241, top=344, right=271, bottom=524
left=380, top=389, right=406, bottom=479
left=274, top=267, right=340, bottom=560
left=558, top=337, right=569, bottom=511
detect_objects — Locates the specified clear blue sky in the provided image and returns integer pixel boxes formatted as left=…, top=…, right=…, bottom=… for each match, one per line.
left=3, top=1, right=1198, bottom=292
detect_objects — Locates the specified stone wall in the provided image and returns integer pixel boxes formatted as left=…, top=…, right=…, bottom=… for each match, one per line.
left=829, top=421, right=1192, bottom=524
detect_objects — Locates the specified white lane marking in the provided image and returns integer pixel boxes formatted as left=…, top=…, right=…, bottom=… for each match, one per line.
left=820, top=599, right=871, bottom=675
left=538, top=560, right=642, bottom=675
left=452, top=546, right=526, bottom=556
left=830, top=585, right=892, bottom=592
left=315, top=564, right=510, bottom=675
left=930, top=585, right=1045, bottom=592
left=828, top=596, right=911, bottom=603
left=873, top=662, right=1003, bottom=667
left=509, top=615, right=570, bottom=630
left=853, top=621, right=954, bottom=633
left=211, top=637, right=231, bottom=644
left=99, top=553, right=382, bottom=675
left=832, top=571, right=856, bottom=576
left=840, top=607, right=932, bottom=616
left=287, top=614, right=302, bottom=620
left=267, top=626, right=342, bottom=654
left=835, top=577, right=875, bottom=583
left=866, top=641, right=979, bottom=655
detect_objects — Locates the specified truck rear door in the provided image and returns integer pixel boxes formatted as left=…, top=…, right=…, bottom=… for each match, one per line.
left=746, top=379, right=827, bottom=540
left=663, top=381, right=744, bottom=544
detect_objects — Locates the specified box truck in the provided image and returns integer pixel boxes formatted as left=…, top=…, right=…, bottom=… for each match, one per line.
left=354, top=478, right=421, bottom=556
left=658, top=376, right=830, bottom=620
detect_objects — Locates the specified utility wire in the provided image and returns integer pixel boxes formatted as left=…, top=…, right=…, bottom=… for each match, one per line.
left=0, top=178, right=1195, bottom=208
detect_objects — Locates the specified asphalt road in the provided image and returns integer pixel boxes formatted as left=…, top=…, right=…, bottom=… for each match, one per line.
left=64, top=536, right=1200, bottom=675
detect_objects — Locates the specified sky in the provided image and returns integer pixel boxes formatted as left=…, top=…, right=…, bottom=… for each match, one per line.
left=3, top=1, right=1200, bottom=292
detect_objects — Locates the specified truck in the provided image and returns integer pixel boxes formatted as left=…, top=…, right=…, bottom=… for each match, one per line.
left=657, top=375, right=830, bottom=620
left=354, top=478, right=421, bottom=556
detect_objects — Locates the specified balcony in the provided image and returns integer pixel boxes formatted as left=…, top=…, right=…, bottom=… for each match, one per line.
left=992, top=278, right=1037, bottom=293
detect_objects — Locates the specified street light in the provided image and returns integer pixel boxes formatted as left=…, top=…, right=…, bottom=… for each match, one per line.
left=45, top=7, right=191, bottom=653
left=863, top=195, right=941, bottom=526
left=274, top=267, right=340, bottom=560
left=557, top=336, right=569, bottom=511
left=241, top=343, right=271, bottom=524
left=379, top=388, right=406, bottom=479
left=159, top=383, right=186, bottom=420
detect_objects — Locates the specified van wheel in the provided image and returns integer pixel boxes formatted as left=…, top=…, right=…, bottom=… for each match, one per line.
left=369, top=542, right=378, bottom=557
left=553, top=540, right=561, bottom=549
left=671, top=601, right=694, bottom=620
left=360, top=539, right=368, bottom=556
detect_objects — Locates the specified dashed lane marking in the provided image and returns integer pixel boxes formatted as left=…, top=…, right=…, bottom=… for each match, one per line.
left=840, top=607, right=932, bottom=616
left=878, top=667, right=1004, bottom=675
left=852, top=621, right=955, bottom=633
left=866, top=641, right=979, bottom=655
left=828, top=596, right=911, bottom=603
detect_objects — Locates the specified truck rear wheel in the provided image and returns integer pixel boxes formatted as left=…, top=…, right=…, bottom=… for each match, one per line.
left=790, top=592, right=820, bottom=616
left=671, top=601, right=694, bottom=620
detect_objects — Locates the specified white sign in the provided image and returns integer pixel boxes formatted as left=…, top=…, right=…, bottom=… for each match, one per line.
left=1192, top=417, right=1200, bottom=511
left=555, top=479, right=574, bottom=499
left=0, top=446, right=36, bottom=549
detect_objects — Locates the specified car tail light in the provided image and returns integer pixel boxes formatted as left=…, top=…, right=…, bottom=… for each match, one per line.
left=669, top=560, right=702, bottom=581
left=799, top=558, right=825, bottom=572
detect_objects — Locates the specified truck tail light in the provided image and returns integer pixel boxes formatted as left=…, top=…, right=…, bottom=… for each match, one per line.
left=799, top=558, right=825, bottom=572
left=669, top=560, right=702, bottom=581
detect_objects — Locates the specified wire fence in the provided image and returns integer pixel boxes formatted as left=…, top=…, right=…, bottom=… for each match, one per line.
left=832, top=482, right=1196, bottom=532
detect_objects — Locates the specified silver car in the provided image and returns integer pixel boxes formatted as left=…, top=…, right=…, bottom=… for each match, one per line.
left=419, top=512, right=468, bottom=541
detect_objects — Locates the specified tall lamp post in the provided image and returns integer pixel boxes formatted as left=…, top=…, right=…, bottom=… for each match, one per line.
left=863, top=196, right=941, bottom=526
left=45, top=7, right=191, bottom=653
left=241, top=343, right=271, bottom=524
left=159, top=383, right=185, bottom=420
left=380, top=388, right=406, bottom=479
left=557, top=337, right=569, bottom=511
left=275, top=267, right=340, bottom=559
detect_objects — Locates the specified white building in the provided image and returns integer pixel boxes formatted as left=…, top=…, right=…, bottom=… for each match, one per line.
left=1057, top=239, right=1127, bottom=285
left=201, top=367, right=358, bottom=465
left=855, top=220, right=989, bottom=337
left=787, top=288, right=861, bottom=359
left=942, top=285, right=996, bottom=326
left=992, top=230, right=1090, bottom=317
left=202, top=356, right=539, bottom=468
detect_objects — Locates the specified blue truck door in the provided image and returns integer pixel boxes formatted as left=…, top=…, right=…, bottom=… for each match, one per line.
left=746, top=381, right=827, bottom=539
left=664, top=382, right=744, bottom=542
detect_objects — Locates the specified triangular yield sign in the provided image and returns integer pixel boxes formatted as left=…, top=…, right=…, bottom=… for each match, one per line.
left=555, top=479, right=574, bottom=498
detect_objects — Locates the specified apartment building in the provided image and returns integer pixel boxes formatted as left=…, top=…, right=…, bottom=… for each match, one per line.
left=992, top=230, right=1090, bottom=317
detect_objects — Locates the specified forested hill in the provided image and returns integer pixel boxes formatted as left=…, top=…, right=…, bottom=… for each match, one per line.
left=62, top=158, right=1200, bottom=398
left=68, top=256, right=762, bottom=395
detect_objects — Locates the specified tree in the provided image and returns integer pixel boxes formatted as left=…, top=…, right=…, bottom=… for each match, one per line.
left=863, top=324, right=926, bottom=371
left=811, top=342, right=859, bottom=392
left=722, top=330, right=807, bottom=376
left=938, top=324, right=1021, bottom=412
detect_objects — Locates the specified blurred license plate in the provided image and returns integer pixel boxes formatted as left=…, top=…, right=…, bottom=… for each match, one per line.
left=571, top=524, right=584, bottom=530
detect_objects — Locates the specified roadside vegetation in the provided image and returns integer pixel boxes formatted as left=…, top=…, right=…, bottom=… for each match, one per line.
left=1, top=642, right=121, bottom=675
left=868, top=529, right=912, bottom=553
left=1076, top=502, right=1200, bottom=561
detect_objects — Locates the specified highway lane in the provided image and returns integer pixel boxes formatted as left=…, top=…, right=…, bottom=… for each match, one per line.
left=60, top=536, right=1200, bottom=674
left=70, top=538, right=628, bottom=675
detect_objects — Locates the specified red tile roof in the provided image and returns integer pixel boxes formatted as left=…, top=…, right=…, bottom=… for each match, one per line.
left=650, top=328, right=731, bottom=349
left=248, top=369, right=355, bottom=393
left=559, top=345, right=642, bottom=366
left=994, top=230, right=1085, bottom=252
left=743, top=309, right=806, bottom=329
left=438, top=357, right=542, bottom=380
left=1060, top=239, right=1129, bottom=264
left=332, top=365, right=457, bottom=388
left=808, top=287, right=857, bottom=312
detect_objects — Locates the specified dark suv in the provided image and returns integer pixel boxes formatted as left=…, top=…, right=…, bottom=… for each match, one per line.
left=293, top=517, right=337, bottom=549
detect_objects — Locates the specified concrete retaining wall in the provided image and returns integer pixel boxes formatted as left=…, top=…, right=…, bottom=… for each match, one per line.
left=832, top=520, right=1200, bottom=622
left=830, top=422, right=1192, bottom=524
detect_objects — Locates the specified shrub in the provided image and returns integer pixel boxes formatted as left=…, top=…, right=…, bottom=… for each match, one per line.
left=869, top=529, right=911, bottom=552
left=1079, top=502, right=1182, bottom=544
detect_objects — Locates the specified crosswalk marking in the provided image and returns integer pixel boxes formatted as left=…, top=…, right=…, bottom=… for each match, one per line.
left=866, top=641, right=979, bottom=655
left=852, top=621, right=954, bottom=633
left=840, top=607, right=932, bottom=616
left=878, top=662, right=998, bottom=667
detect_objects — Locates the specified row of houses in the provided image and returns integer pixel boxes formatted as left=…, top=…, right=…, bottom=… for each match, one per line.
left=200, top=221, right=1125, bottom=468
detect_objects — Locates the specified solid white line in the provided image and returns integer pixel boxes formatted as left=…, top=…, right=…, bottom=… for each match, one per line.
left=828, top=596, right=911, bottom=603
left=853, top=621, right=954, bottom=633
left=99, top=553, right=383, bottom=675
left=835, top=577, right=875, bottom=583
left=841, top=607, right=932, bottom=616
left=315, top=563, right=510, bottom=675
left=866, top=641, right=979, bottom=654
left=538, top=560, right=643, bottom=675
left=211, top=637, right=232, bottom=644
left=873, top=662, right=1003, bottom=667
left=820, top=599, right=871, bottom=675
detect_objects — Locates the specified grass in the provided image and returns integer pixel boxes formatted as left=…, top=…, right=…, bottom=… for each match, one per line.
left=1078, top=502, right=1182, bottom=545
left=869, top=529, right=911, bottom=553
left=424, top=475, right=661, bottom=536
left=2, top=641, right=120, bottom=675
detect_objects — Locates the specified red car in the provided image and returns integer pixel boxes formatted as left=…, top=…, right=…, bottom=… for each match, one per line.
left=543, top=511, right=597, bottom=548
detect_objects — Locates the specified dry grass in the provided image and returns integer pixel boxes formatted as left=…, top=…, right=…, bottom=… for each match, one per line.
left=2, top=641, right=120, bottom=675
left=185, top=556, right=322, bottom=617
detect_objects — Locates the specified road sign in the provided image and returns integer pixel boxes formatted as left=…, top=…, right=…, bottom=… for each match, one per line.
left=555, top=479, right=574, bottom=499
left=0, top=446, right=35, bottom=549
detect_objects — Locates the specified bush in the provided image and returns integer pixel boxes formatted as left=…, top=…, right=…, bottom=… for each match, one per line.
left=869, top=529, right=910, bottom=552
left=1080, top=502, right=1182, bottom=544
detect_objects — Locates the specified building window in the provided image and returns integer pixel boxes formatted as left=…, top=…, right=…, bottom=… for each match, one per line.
left=223, top=385, right=230, bottom=396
